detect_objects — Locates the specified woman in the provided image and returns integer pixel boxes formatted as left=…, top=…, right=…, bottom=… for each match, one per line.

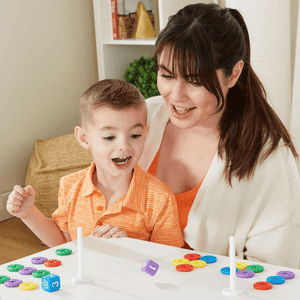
left=138, top=3, right=300, bottom=268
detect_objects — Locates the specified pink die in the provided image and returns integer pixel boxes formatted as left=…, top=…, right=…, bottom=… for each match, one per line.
left=141, top=259, right=159, bottom=276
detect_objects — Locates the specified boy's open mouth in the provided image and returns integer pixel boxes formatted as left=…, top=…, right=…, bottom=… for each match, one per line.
left=112, top=156, right=132, bottom=165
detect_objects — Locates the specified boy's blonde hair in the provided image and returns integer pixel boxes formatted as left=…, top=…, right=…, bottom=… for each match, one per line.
left=80, top=79, right=146, bottom=127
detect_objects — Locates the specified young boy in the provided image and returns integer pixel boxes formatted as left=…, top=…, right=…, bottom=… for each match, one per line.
left=7, top=79, right=184, bottom=248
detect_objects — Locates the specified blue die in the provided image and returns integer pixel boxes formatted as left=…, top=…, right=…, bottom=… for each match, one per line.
left=141, top=259, right=159, bottom=276
left=41, top=274, right=61, bottom=292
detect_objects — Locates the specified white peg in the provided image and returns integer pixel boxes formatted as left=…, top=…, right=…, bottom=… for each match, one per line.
left=71, top=227, right=93, bottom=284
left=222, top=236, right=244, bottom=296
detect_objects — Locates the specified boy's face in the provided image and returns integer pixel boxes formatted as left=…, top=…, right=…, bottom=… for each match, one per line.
left=82, top=105, right=149, bottom=179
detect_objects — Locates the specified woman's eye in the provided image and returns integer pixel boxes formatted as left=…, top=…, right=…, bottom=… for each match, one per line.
left=104, top=136, right=115, bottom=141
left=131, top=134, right=142, bottom=139
left=189, top=81, right=202, bottom=87
left=161, top=74, right=173, bottom=80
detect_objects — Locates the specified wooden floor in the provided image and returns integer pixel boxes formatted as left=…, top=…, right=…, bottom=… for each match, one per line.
left=0, top=217, right=49, bottom=265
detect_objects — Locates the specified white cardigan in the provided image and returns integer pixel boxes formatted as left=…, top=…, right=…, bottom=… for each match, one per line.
left=138, top=96, right=300, bottom=269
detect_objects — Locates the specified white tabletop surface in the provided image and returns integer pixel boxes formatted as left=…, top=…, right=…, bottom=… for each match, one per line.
left=0, top=236, right=299, bottom=300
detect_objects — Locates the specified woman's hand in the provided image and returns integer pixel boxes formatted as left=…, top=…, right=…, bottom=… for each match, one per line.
left=91, top=225, right=128, bottom=238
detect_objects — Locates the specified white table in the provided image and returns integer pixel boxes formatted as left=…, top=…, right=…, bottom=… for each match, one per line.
left=0, top=236, right=299, bottom=299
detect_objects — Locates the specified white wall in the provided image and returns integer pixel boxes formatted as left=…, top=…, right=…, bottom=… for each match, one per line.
left=158, top=0, right=214, bottom=30
left=0, top=0, right=98, bottom=218
left=225, top=0, right=299, bottom=130
left=291, top=0, right=300, bottom=88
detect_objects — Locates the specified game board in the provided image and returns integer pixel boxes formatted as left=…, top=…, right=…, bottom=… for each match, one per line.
left=0, top=233, right=299, bottom=300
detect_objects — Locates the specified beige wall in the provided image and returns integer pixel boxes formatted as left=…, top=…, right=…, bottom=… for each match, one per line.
left=0, top=0, right=97, bottom=217
left=291, top=0, right=300, bottom=86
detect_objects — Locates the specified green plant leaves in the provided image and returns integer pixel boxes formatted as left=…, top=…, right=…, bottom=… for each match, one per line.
left=124, top=56, right=160, bottom=99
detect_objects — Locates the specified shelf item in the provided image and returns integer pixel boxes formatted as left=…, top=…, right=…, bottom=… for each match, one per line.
left=93, top=0, right=213, bottom=80
left=131, top=2, right=156, bottom=39
left=111, top=0, right=119, bottom=39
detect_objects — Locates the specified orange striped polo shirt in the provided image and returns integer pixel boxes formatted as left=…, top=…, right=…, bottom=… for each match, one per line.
left=52, top=162, right=184, bottom=248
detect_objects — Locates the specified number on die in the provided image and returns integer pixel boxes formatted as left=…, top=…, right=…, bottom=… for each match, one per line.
left=41, top=274, right=61, bottom=292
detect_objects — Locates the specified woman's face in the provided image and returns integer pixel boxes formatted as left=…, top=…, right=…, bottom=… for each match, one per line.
left=157, top=49, right=230, bottom=130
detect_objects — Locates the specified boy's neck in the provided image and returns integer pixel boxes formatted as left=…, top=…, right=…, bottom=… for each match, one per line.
left=92, top=165, right=134, bottom=208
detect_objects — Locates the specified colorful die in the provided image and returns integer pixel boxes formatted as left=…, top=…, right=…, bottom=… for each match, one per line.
left=141, top=259, right=159, bottom=276
left=41, top=274, right=60, bottom=292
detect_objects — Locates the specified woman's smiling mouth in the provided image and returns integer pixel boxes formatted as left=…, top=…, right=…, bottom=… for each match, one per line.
left=173, top=105, right=196, bottom=115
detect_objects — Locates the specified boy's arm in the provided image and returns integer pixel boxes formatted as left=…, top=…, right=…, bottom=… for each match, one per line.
left=21, top=206, right=69, bottom=247
left=7, top=185, right=68, bottom=247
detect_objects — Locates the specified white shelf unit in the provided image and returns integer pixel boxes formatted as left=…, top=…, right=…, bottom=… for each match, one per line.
left=93, top=0, right=214, bottom=80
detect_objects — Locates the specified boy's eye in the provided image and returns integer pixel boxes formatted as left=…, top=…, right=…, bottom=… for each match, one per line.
left=131, top=134, right=142, bottom=139
left=104, top=136, right=115, bottom=141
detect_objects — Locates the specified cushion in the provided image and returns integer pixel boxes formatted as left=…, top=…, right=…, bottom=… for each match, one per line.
left=25, top=134, right=93, bottom=218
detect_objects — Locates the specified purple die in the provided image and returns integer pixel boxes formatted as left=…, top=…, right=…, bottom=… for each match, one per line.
left=141, top=259, right=159, bottom=276
left=41, top=274, right=61, bottom=292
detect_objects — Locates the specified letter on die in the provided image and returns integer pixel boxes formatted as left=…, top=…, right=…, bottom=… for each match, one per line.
left=141, top=259, right=159, bottom=276
left=41, top=274, right=61, bottom=292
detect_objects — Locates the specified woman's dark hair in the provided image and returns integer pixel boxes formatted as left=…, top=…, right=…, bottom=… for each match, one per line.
left=154, top=3, right=298, bottom=184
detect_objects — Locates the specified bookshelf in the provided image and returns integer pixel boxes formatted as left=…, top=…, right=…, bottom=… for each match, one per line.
left=93, top=0, right=215, bottom=80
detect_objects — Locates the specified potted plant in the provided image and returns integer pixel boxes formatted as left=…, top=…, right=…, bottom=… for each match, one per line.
left=124, top=56, right=160, bottom=99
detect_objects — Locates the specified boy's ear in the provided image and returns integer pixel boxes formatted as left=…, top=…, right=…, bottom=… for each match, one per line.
left=75, top=126, right=90, bottom=150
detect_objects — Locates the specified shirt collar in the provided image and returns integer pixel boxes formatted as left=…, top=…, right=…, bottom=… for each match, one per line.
left=121, top=165, right=146, bottom=213
left=82, top=162, right=98, bottom=197
left=82, top=162, right=146, bottom=213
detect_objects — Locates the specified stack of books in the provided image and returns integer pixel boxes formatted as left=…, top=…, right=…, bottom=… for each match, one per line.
left=107, top=0, right=155, bottom=40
